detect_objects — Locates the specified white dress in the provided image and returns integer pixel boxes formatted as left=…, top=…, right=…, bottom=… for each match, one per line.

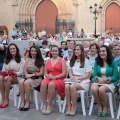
left=71, top=59, right=92, bottom=91
left=93, top=68, right=115, bottom=93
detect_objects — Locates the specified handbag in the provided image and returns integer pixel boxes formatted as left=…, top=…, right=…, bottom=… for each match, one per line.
left=64, top=78, right=81, bottom=83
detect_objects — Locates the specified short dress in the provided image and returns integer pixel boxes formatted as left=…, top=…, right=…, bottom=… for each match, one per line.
left=26, top=58, right=42, bottom=88
left=93, top=68, right=115, bottom=93
left=71, top=59, right=92, bottom=91
left=42, top=58, right=66, bottom=99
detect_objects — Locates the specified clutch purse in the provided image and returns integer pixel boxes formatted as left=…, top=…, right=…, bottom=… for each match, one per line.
left=64, top=78, right=81, bottom=83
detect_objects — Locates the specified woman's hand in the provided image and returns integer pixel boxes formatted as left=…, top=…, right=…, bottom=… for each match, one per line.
left=97, top=77, right=105, bottom=84
left=70, top=76, right=76, bottom=81
left=25, top=74, right=33, bottom=79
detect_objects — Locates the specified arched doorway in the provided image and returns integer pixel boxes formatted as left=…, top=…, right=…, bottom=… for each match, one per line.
left=105, top=3, right=120, bottom=34
left=35, top=0, right=58, bottom=35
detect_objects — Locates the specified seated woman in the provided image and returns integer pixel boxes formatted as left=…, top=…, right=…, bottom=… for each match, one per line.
left=40, top=45, right=66, bottom=115
left=65, top=44, right=92, bottom=116
left=0, top=43, right=25, bottom=108
left=19, top=45, right=44, bottom=111
left=91, top=45, right=118, bottom=117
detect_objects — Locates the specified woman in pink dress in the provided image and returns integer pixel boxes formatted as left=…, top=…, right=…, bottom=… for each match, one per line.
left=40, top=45, right=66, bottom=115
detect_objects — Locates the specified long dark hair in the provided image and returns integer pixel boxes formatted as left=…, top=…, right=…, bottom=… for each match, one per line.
left=96, top=45, right=113, bottom=66
left=29, top=45, right=44, bottom=67
left=5, top=43, right=21, bottom=64
left=70, top=44, right=85, bottom=68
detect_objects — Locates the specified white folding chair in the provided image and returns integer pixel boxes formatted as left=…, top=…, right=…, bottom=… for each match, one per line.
left=62, top=90, right=89, bottom=115
left=12, top=84, right=18, bottom=107
left=18, top=88, right=39, bottom=110
left=89, top=92, right=115, bottom=118
left=117, top=101, right=120, bottom=119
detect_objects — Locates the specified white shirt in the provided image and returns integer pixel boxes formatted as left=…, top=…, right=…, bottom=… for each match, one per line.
left=71, top=59, right=92, bottom=76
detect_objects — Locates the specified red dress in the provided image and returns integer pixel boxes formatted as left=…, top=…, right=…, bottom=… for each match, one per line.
left=42, top=58, right=66, bottom=99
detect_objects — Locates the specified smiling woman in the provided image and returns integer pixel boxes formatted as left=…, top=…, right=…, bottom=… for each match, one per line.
left=40, top=45, right=66, bottom=115
left=91, top=45, right=118, bottom=117
left=0, top=43, right=25, bottom=108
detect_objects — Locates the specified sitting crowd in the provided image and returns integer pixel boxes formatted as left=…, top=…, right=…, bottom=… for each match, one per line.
left=0, top=38, right=120, bottom=118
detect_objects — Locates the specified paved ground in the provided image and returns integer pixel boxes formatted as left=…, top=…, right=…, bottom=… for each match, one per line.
left=0, top=90, right=119, bottom=120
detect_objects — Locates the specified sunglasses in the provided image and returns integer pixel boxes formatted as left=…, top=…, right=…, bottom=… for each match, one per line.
left=26, top=50, right=29, bottom=52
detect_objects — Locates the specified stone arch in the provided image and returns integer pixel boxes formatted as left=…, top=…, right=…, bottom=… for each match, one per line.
left=100, top=0, right=120, bottom=33
left=19, top=0, right=72, bottom=32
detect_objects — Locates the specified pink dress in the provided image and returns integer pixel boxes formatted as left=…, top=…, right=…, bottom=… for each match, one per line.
left=42, top=58, right=66, bottom=99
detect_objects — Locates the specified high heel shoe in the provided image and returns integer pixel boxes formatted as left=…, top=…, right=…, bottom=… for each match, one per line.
left=1, top=98, right=9, bottom=108
left=98, top=112, right=102, bottom=117
left=69, top=108, right=76, bottom=116
left=0, top=99, right=4, bottom=108
left=23, top=102, right=30, bottom=111
left=102, top=112, right=108, bottom=117
left=45, top=106, right=52, bottom=115
left=42, top=105, right=47, bottom=115
left=19, top=102, right=25, bottom=111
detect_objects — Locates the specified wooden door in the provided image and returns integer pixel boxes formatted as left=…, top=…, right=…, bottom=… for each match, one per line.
left=35, top=0, right=58, bottom=35
left=105, top=3, right=120, bottom=34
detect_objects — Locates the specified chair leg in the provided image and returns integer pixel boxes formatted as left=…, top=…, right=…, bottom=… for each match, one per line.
left=88, top=95, right=94, bottom=115
left=80, top=91, right=86, bottom=115
left=34, top=90, right=39, bottom=110
left=13, top=85, right=17, bottom=106
left=117, top=102, right=120, bottom=119
left=62, top=97, right=66, bottom=113
left=17, top=97, right=21, bottom=108
left=112, top=93, right=117, bottom=111
left=107, top=93, right=114, bottom=118
left=58, top=95, right=61, bottom=112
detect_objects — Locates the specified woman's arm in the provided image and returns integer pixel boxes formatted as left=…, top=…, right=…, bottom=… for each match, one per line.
left=93, top=61, right=99, bottom=82
left=16, top=59, right=25, bottom=76
left=78, top=72, right=90, bottom=80
left=44, top=60, right=49, bottom=78
left=107, top=61, right=118, bottom=82
left=34, top=65, right=44, bottom=77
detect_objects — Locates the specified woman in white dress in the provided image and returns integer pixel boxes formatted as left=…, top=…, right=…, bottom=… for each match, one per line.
left=65, top=44, right=92, bottom=116
left=91, top=45, right=118, bottom=117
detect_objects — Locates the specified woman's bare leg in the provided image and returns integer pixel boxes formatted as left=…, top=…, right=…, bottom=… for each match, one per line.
left=99, top=85, right=110, bottom=112
left=0, top=76, right=5, bottom=104
left=91, top=84, right=103, bottom=112
left=65, top=84, right=71, bottom=114
left=70, top=84, right=82, bottom=114
left=19, top=79, right=25, bottom=107
left=24, top=80, right=31, bottom=108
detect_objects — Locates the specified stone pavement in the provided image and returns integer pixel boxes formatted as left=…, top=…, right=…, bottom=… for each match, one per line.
left=0, top=90, right=118, bottom=120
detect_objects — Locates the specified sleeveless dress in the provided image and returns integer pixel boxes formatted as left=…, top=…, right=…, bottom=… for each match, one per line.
left=42, top=58, right=66, bottom=99
left=26, top=58, right=42, bottom=88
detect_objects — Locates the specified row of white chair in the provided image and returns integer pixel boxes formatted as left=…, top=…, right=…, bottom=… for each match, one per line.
left=0, top=84, right=120, bottom=119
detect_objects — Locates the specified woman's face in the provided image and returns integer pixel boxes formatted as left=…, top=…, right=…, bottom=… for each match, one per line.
left=99, top=47, right=107, bottom=60
left=30, top=47, right=37, bottom=58
left=9, top=45, right=17, bottom=56
left=51, top=47, right=58, bottom=58
left=74, top=46, right=81, bottom=57
left=90, top=45, right=97, bottom=55
left=29, top=42, right=34, bottom=47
